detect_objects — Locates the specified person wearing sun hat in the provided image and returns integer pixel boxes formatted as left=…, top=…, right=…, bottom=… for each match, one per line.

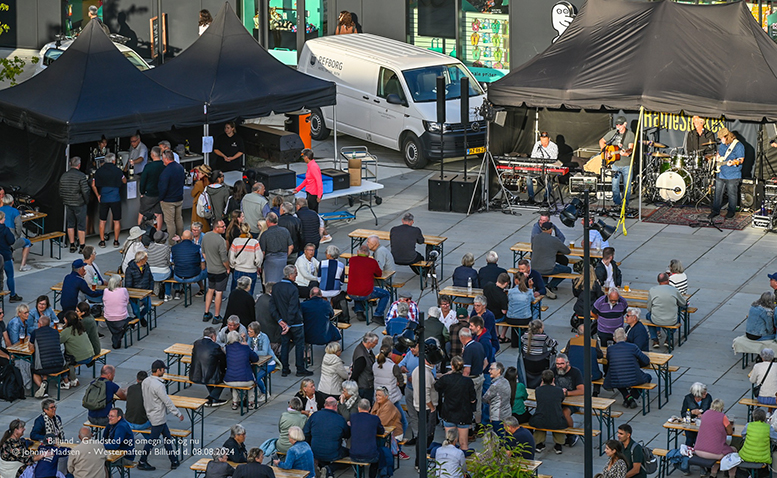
left=120, top=226, right=147, bottom=274
left=191, top=163, right=213, bottom=233
left=61, top=259, right=104, bottom=313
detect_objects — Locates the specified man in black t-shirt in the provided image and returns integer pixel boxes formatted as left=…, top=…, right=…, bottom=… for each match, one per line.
left=550, top=353, right=584, bottom=447
left=389, top=212, right=425, bottom=272
left=484, top=272, right=510, bottom=342
left=213, top=121, right=245, bottom=172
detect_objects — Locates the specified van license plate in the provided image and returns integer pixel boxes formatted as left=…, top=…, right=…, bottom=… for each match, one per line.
left=467, top=147, right=486, bottom=155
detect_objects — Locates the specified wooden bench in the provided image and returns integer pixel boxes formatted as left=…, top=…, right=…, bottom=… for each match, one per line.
left=163, top=279, right=200, bottom=308
left=345, top=294, right=379, bottom=325
left=739, top=397, right=777, bottom=421
left=593, top=379, right=658, bottom=416
left=544, top=272, right=581, bottom=280
left=95, top=317, right=142, bottom=347
left=105, top=450, right=136, bottom=478
left=278, top=451, right=371, bottom=478
left=85, top=420, right=191, bottom=463
left=521, top=424, right=601, bottom=440
left=640, top=320, right=682, bottom=351
left=162, top=374, right=256, bottom=416
left=29, top=231, right=66, bottom=259
left=47, top=348, right=111, bottom=400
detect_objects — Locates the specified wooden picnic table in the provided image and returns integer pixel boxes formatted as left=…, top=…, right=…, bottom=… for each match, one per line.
left=600, top=348, right=674, bottom=407
left=348, top=228, right=447, bottom=277
left=510, top=241, right=603, bottom=267
left=620, top=288, right=694, bottom=343
left=167, top=395, right=207, bottom=454
left=51, top=282, right=152, bottom=310
left=189, top=457, right=310, bottom=478
left=164, top=343, right=273, bottom=397
left=663, top=419, right=744, bottom=449
left=526, top=388, right=615, bottom=454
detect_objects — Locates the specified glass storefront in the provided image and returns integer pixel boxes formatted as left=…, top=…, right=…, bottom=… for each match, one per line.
left=258, top=0, right=328, bottom=65
left=63, top=0, right=102, bottom=36
left=407, top=0, right=509, bottom=83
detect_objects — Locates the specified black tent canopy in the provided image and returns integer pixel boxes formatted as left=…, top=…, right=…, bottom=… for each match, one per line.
left=488, top=0, right=777, bottom=123
left=145, top=2, right=336, bottom=124
left=0, top=20, right=203, bottom=144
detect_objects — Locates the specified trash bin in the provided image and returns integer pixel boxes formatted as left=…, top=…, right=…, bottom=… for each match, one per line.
left=285, top=110, right=311, bottom=149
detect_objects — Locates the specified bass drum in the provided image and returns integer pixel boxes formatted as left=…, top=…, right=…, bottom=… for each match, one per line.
left=655, top=169, right=692, bottom=202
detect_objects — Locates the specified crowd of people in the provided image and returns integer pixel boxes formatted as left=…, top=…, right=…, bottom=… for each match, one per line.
left=5, top=156, right=777, bottom=478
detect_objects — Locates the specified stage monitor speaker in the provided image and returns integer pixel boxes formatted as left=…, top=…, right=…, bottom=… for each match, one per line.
left=451, top=175, right=481, bottom=213
left=740, top=179, right=764, bottom=210
left=436, top=76, right=446, bottom=124
left=460, top=78, right=469, bottom=125
left=428, top=173, right=457, bottom=211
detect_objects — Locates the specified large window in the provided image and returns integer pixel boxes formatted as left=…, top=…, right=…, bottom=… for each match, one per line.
left=266, top=0, right=328, bottom=65
left=407, top=0, right=510, bottom=83
left=401, top=63, right=484, bottom=103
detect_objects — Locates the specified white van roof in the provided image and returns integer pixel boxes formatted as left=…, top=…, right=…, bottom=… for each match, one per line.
left=304, top=34, right=457, bottom=71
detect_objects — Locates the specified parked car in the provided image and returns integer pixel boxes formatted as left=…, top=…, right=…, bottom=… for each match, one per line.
left=34, top=36, right=152, bottom=76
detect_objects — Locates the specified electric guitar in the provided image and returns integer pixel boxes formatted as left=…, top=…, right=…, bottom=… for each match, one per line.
left=713, top=155, right=742, bottom=173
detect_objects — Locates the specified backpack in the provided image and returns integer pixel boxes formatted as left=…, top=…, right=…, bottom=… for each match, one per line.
left=0, top=357, right=26, bottom=402
left=82, top=378, right=108, bottom=411
left=636, top=441, right=658, bottom=475
left=196, top=190, right=213, bottom=219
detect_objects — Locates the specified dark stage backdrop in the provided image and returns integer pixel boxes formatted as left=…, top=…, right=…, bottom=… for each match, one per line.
left=0, top=123, right=67, bottom=232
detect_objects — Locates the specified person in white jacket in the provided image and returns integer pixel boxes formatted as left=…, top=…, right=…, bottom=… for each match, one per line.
left=318, top=342, right=349, bottom=397
left=294, top=243, right=320, bottom=299
left=229, top=223, right=263, bottom=295
left=138, top=360, right=183, bottom=471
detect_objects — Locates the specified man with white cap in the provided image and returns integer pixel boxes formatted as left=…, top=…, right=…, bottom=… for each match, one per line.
left=599, top=116, right=635, bottom=210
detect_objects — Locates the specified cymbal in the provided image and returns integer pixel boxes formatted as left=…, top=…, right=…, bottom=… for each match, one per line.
left=701, top=141, right=717, bottom=146
left=642, top=140, right=667, bottom=148
left=650, top=152, right=671, bottom=158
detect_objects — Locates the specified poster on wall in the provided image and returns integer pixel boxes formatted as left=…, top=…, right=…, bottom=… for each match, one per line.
left=463, top=11, right=509, bottom=83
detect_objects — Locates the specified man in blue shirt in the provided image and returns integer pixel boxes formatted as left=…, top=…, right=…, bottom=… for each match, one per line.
left=171, top=230, right=207, bottom=299
left=91, top=153, right=126, bottom=248
left=87, top=364, right=126, bottom=426
left=708, top=127, right=744, bottom=219
left=158, top=150, right=186, bottom=244
left=61, top=259, right=103, bottom=313
left=104, top=408, right=136, bottom=465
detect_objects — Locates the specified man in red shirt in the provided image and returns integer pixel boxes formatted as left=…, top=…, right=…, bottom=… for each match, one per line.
left=295, top=149, right=323, bottom=213
left=347, top=245, right=390, bottom=324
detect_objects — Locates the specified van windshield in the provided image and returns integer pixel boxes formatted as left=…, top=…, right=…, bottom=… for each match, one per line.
left=402, top=64, right=483, bottom=103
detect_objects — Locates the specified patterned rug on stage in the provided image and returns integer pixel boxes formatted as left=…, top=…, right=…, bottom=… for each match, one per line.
left=642, top=206, right=752, bottom=230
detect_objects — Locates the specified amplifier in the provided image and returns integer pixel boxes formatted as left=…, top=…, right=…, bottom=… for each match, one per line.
left=570, top=175, right=598, bottom=193
left=765, top=183, right=777, bottom=199
left=752, top=214, right=776, bottom=230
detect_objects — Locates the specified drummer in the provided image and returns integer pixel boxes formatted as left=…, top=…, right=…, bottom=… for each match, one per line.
left=685, top=116, right=716, bottom=156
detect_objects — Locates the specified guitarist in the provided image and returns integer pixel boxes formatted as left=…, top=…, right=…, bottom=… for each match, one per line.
left=708, top=127, right=743, bottom=220
left=599, top=117, right=635, bottom=210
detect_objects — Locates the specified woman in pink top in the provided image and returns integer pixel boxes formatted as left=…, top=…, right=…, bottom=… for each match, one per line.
left=295, top=149, right=323, bottom=212
left=102, top=274, right=130, bottom=349
left=694, top=398, right=737, bottom=477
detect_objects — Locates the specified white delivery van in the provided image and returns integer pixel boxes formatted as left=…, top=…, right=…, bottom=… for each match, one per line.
left=298, top=34, right=486, bottom=169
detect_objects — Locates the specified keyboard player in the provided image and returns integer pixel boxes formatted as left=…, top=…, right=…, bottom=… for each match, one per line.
left=527, top=131, right=560, bottom=203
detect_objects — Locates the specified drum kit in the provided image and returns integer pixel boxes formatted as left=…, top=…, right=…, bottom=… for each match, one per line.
left=643, top=140, right=717, bottom=204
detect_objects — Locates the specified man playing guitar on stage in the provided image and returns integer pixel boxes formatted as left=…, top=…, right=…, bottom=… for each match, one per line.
left=599, top=116, right=634, bottom=210
left=708, top=127, right=743, bottom=219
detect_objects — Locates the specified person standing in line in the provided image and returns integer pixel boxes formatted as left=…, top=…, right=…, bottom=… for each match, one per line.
left=241, top=182, right=268, bottom=239
left=273, top=265, right=313, bottom=377
left=202, top=220, right=230, bottom=325
left=59, top=156, right=90, bottom=254
left=190, top=165, right=212, bottom=233
left=137, top=360, right=183, bottom=471
left=137, top=146, right=164, bottom=231
left=295, top=149, right=323, bottom=213
left=158, top=150, right=185, bottom=243
left=91, top=153, right=126, bottom=248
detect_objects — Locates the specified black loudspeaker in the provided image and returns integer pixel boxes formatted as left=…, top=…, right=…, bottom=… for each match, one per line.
left=740, top=179, right=764, bottom=210
left=460, top=77, right=469, bottom=124
left=436, top=76, right=446, bottom=124
left=428, top=173, right=457, bottom=211
left=451, top=175, right=481, bottom=213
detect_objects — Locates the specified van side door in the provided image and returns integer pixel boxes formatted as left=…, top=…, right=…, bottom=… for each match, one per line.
left=371, top=67, right=409, bottom=149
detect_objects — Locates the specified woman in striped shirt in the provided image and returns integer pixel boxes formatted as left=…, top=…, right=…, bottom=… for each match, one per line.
left=668, top=259, right=688, bottom=294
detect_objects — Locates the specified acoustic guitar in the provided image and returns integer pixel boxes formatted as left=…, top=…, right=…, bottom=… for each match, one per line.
left=583, top=145, right=633, bottom=175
